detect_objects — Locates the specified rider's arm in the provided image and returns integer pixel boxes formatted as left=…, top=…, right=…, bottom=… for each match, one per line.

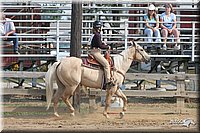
left=95, top=33, right=109, bottom=49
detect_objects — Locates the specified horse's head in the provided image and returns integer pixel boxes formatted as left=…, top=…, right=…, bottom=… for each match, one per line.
left=129, top=41, right=150, bottom=63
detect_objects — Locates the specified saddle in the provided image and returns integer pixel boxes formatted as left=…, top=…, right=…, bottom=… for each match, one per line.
left=82, top=51, right=114, bottom=69
left=82, top=51, right=114, bottom=90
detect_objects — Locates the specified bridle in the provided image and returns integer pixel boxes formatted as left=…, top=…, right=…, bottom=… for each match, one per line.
left=132, top=46, right=149, bottom=62
left=115, top=45, right=149, bottom=83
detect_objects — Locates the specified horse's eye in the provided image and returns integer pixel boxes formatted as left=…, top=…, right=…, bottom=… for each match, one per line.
left=140, top=49, right=143, bottom=51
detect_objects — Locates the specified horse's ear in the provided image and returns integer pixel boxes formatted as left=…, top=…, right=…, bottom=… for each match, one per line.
left=130, top=40, right=137, bottom=47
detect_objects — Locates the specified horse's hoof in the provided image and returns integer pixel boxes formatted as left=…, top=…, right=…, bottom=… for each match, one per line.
left=119, top=112, right=124, bottom=119
left=103, top=114, right=110, bottom=119
left=54, top=112, right=60, bottom=118
left=123, top=107, right=127, bottom=112
left=103, top=112, right=110, bottom=119
left=70, top=112, right=75, bottom=117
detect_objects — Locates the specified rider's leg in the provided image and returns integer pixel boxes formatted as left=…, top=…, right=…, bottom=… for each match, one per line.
left=92, top=51, right=110, bottom=82
left=90, top=50, right=113, bottom=87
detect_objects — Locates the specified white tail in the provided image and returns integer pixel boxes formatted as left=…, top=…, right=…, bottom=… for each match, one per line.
left=45, top=61, right=60, bottom=110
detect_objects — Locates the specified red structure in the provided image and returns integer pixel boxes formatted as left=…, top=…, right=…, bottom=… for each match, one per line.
left=2, top=3, right=50, bottom=70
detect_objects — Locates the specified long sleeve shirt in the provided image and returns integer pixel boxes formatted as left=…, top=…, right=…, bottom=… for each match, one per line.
left=91, top=32, right=109, bottom=49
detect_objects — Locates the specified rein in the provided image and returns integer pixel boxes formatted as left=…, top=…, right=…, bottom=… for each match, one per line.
left=130, top=47, right=148, bottom=62
left=114, top=53, right=126, bottom=83
left=115, top=69, right=125, bottom=83
left=135, top=48, right=147, bottom=61
left=116, top=46, right=147, bottom=82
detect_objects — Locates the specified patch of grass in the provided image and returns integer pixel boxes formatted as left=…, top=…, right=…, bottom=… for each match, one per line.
left=3, top=103, right=46, bottom=108
left=185, top=103, right=198, bottom=108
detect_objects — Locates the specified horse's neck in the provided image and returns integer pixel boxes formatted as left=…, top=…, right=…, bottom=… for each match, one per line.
left=114, top=48, right=134, bottom=74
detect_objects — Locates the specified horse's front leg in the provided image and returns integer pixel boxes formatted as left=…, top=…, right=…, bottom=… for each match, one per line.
left=115, top=88, right=127, bottom=119
left=103, top=90, right=112, bottom=118
left=103, top=85, right=117, bottom=118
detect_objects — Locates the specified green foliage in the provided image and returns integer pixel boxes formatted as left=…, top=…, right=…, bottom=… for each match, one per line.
left=41, top=3, right=65, bottom=20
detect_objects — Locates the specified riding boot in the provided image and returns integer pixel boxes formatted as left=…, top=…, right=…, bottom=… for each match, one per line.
left=105, top=80, right=115, bottom=89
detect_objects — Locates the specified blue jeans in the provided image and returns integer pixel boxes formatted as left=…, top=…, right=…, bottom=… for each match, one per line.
left=5, top=33, right=18, bottom=52
left=144, top=28, right=161, bottom=43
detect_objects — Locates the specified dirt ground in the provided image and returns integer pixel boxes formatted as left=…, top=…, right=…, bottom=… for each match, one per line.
left=1, top=96, right=199, bottom=132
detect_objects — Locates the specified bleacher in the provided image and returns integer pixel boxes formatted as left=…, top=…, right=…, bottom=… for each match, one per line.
left=1, top=0, right=199, bottom=73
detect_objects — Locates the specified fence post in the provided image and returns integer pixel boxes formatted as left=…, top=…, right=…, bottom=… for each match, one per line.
left=71, top=2, right=82, bottom=112
left=18, top=61, right=24, bottom=87
left=191, top=22, right=195, bottom=62
left=56, top=20, right=60, bottom=61
left=89, top=94, right=96, bottom=113
left=175, top=78, right=187, bottom=114
left=32, top=64, right=37, bottom=87
left=124, top=21, right=128, bottom=49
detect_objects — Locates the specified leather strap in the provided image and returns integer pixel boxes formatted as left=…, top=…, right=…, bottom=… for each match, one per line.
left=116, top=70, right=125, bottom=83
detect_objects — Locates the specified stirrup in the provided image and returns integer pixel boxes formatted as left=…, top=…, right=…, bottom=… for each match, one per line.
left=105, top=81, right=115, bottom=88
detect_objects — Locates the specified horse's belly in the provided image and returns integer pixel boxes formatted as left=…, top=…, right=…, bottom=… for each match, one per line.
left=81, top=67, right=103, bottom=88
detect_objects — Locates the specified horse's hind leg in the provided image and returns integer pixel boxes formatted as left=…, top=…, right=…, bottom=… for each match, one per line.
left=61, top=86, right=79, bottom=116
left=61, top=94, right=75, bottom=116
left=53, top=88, right=64, bottom=117
left=115, top=88, right=127, bottom=119
left=53, top=79, right=65, bottom=117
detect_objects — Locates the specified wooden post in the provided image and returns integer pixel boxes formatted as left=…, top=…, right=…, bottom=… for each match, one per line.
left=176, top=79, right=186, bottom=114
left=70, top=2, right=82, bottom=112
left=70, top=2, right=82, bottom=57
left=18, top=61, right=24, bottom=87
left=89, top=95, right=96, bottom=113
left=32, top=63, right=37, bottom=87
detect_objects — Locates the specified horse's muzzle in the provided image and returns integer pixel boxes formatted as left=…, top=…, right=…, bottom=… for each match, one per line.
left=144, top=56, right=151, bottom=64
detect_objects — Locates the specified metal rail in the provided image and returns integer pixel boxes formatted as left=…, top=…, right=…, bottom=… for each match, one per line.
left=2, top=12, right=200, bottom=18
left=2, top=0, right=199, bottom=4
left=1, top=20, right=199, bottom=61
left=1, top=2, right=199, bottom=62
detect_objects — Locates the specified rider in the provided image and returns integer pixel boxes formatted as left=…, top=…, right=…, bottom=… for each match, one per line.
left=90, top=20, right=114, bottom=88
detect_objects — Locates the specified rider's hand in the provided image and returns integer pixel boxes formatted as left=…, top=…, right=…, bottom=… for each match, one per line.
left=102, top=41, right=107, bottom=45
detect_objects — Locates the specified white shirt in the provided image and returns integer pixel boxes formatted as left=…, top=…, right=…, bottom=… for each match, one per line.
left=160, top=12, right=176, bottom=29
left=3, top=18, right=15, bottom=34
left=0, top=23, right=4, bottom=35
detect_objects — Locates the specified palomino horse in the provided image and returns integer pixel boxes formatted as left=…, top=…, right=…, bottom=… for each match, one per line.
left=45, top=40, right=150, bottom=118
